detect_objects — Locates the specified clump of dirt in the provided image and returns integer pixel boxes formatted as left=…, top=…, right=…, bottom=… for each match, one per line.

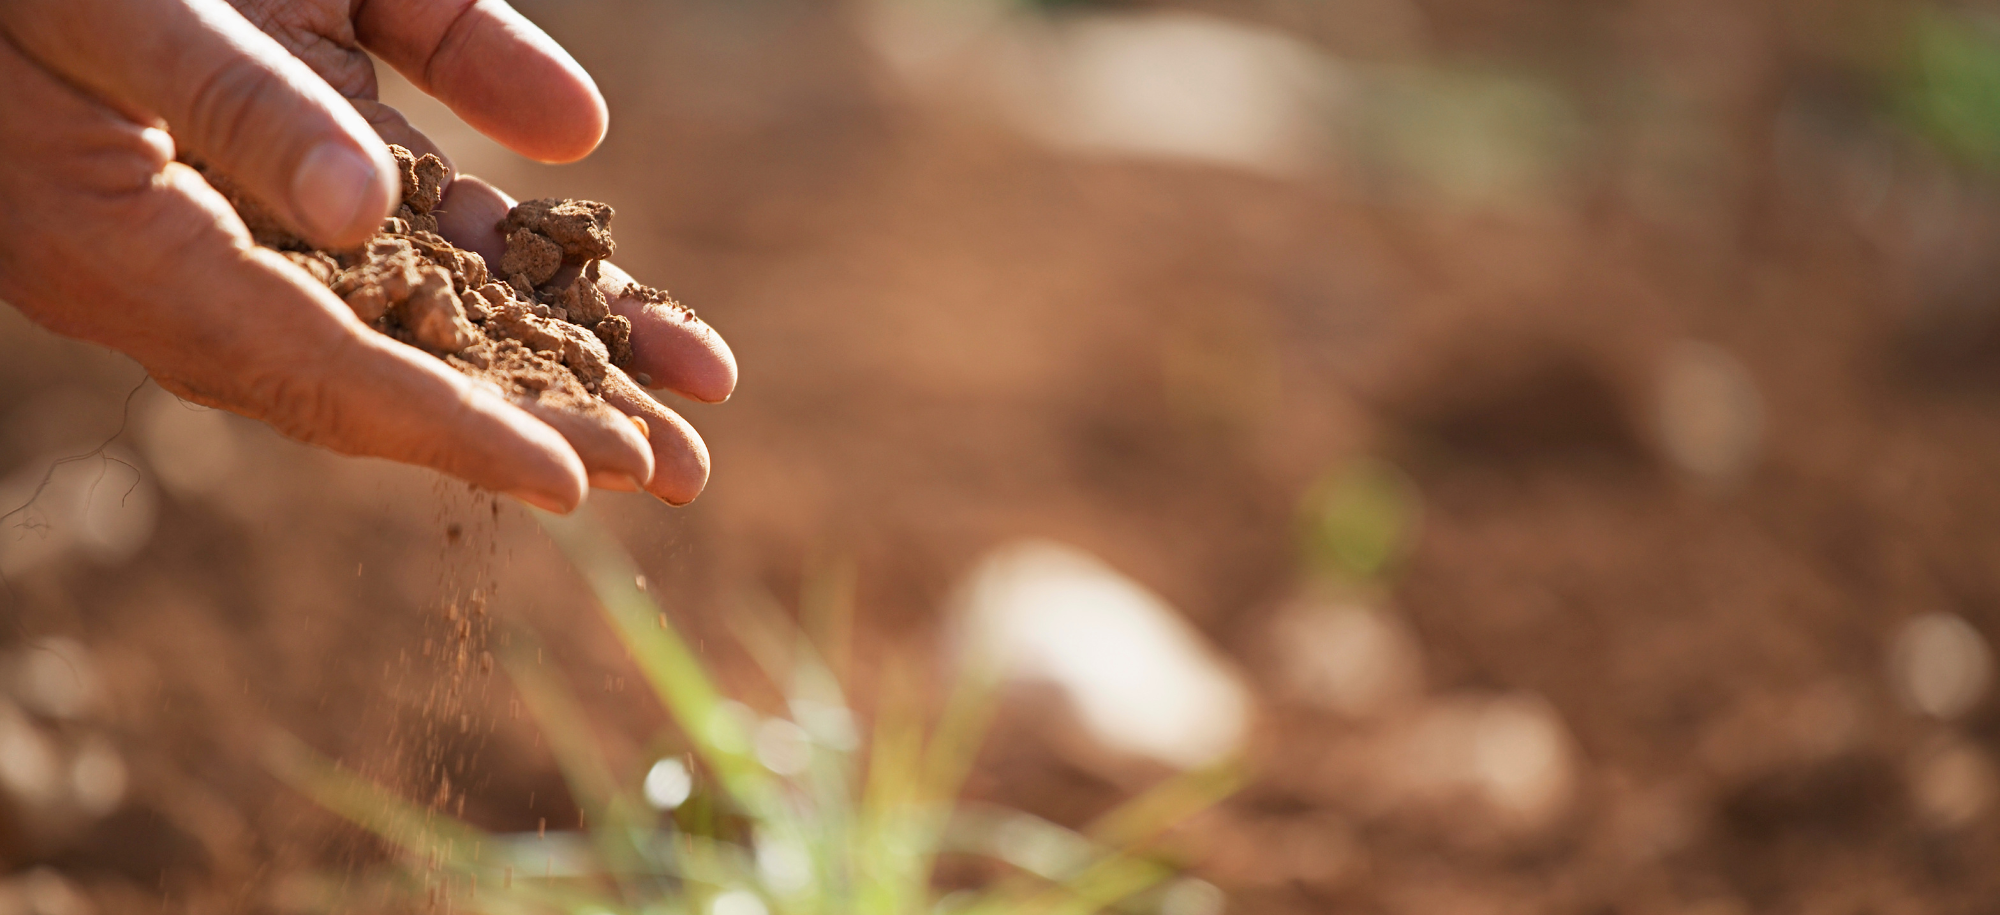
left=210, top=145, right=659, bottom=430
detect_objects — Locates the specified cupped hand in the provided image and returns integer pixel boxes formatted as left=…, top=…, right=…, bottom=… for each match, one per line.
left=0, top=0, right=735, bottom=511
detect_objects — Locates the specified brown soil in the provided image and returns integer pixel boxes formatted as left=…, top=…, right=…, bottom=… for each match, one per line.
left=11, top=3, right=2000, bottom=915
left=209, top=146, right=643, bottom=434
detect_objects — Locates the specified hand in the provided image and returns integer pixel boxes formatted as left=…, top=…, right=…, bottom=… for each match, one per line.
left=0, top=0, right=736, bottom=511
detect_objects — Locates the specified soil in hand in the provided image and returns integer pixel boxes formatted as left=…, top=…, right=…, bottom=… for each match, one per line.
left=209, top=145, right=664, bottom=441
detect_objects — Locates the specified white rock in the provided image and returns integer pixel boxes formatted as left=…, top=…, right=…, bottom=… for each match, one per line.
left=1890, top=613, right=1992, bottom=720
left=862, top=4, right=1339, bottom=178
left=956, top=539, right=1251, bottom=769
left=1004, top=12, right=1338, bottom=177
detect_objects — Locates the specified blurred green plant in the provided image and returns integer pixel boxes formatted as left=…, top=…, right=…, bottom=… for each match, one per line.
left=1297, top=458, right=1420, bottom=585
left=1902, top=6, right=2000, bottom=167
left=268, top=508, right=1238, bottom=915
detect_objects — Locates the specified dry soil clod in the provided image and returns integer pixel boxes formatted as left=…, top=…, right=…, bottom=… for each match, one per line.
left=207, top=144, right=685, bottom=448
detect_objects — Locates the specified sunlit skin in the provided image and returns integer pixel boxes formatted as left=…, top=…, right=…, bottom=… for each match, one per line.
left=0, top=0, right=736, bottom=511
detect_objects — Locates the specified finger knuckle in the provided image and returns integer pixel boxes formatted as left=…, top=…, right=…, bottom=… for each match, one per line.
left=235, top=334, right=363, bottom=451
left=242, top=369, right=335, bottom=445
left=182, top=57, right=289, bottom=162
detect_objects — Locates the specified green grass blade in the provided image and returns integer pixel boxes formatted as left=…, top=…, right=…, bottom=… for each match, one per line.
left=856, top=657, right=930, bottom=912
left=502, top=642, right=653, bottom=885
left=533, top=507, right=780, bottom=820
left=264, top=733, right=615, bottom=914
left=957, top=761, right=1244, bottom=915
left=799, top=552, right=857, bottom=686
left=1083, top=760, right=1243, bottom=850
left=265, top=731, right=492, bottom=865
left=720, top=587, right=866, bottom=913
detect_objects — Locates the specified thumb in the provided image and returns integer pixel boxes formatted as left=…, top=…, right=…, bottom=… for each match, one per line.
left=0, top=0, right=397, bottom=248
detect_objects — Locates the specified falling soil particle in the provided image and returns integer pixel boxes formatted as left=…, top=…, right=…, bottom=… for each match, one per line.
left=205, top=145, right=663, bottom=431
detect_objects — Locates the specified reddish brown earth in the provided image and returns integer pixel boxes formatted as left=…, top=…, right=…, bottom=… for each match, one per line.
left=3, top=2, right=2000, bottom=915
left=208, top=145, right=654, bottom=446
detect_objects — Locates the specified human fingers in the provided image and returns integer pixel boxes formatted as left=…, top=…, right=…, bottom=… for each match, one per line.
left=596, top=261, right=738, bottom=404
left=501, top=393, right=654, bottom=493
left=355, top=0, right=606, bottom=163
left=432, top=176, right=738, bottom=404
left=0, top=26, right=595, bottom=511
left=152, top=179, right=598, bottom=511
left=49, top=167, right=591, bottom=510
left=426, top=175, right=719, bottom=503
left=166, top=217, right=653, bottom=500
left=0, top=0, right=396, bottom=248
left=352, top=98, right=456, bottom=180
left=431, top=172, right=510, bottom=265
left=203, top=91, right=652, bottom=492
left=598, top=371, right=711, bottom=506
left=150, top=318, right=593, bottom=515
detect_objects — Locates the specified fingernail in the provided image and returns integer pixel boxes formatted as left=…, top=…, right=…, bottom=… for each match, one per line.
left=589, top=472, right=643, bottom=492
left=293, top=143, right=381, bottom=240
left=508, top=488, right=577, bottom=513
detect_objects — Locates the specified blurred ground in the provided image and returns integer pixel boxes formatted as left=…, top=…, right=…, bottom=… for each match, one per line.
left=6, top=0, right=2000, bottom=912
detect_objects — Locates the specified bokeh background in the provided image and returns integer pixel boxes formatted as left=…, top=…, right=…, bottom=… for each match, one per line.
left=7, top=0, right=2000, bottom=911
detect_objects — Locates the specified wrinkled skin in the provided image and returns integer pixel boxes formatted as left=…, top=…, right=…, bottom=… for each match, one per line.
left=0, top=0, right=736, bottom=511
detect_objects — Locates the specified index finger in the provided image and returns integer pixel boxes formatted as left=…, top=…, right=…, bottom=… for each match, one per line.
left=355, top=0, right=606, bottom=163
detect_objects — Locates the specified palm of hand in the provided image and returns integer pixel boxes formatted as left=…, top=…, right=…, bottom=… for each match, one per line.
left=0, top=0, right=734, bottom=510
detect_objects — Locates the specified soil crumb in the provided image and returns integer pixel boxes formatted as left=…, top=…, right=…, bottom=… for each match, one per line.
left=208, top=145, right=663, bottom=429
